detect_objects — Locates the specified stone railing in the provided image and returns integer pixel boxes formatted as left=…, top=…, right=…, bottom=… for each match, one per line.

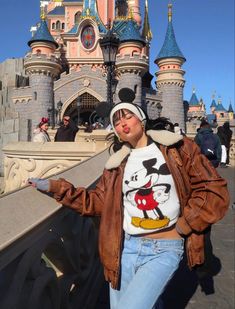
left=2, top=139, right=108, bottom=193
left=0, top=149, right=109, bottom=309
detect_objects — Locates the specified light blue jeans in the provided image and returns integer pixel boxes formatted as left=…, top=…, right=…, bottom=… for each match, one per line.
left=110, top=233, right=184, bottom=309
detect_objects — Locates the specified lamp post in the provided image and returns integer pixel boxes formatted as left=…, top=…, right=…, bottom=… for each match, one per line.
left=57, top=100, right=63, bottom=124
left=99, top=26, right=119, bottom=107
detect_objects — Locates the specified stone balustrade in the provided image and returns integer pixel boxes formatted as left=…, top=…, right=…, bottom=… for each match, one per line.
left=0, top=149, right=109, bottom=309
left=2, top=137, right=108, bottom=193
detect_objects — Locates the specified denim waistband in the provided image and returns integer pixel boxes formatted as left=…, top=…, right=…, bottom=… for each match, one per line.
left=124, top=232, right=184, bottom=246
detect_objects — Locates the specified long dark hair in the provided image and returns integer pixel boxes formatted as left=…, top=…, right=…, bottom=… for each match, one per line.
left=107, top=114, right=174, bottom=153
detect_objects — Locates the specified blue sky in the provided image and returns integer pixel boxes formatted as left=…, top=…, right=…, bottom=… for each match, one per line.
left=0, top=0, right=234, bottom=112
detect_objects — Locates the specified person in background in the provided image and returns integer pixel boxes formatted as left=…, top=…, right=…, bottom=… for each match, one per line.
left=28, top=103, right=229, bottom=309
left=217, top=126, right=228, bottom=168
left=33, top=117, right=51, bottom=143
left=194, top=119, right=221, bottom=168
left=220, top=122, right=232, bottom=166
left=54, top=116, right=79, bottom=142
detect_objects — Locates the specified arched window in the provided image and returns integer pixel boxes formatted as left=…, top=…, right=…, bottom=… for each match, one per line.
left=132, top=50, right=138, bottom=56
left=74, top=11, right=81, bottom=24
left=56, top=20, right=61, bottom=30
left=52, top=22, right=55, bottom=30
left=36, top=49, right=41, bottom=55
left=61, top=23, right=65, bottom=30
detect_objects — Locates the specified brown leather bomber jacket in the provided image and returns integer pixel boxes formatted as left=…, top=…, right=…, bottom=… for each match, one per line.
left=49, top=133, right=229, bottom=289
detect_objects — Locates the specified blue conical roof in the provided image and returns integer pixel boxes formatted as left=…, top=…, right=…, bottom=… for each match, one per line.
left=228, top=103, right=234, bottom=112
left=210, top=99, right=217, bottom=108
left=28, top=19, right=58, bottom=48
left=189, top=92, right=199, bottom=106
left=215, top=102, right=227, bottom=112
left=119, top=19, right=145, bottom=44
left=47, top=6, right=65, bottom=16
left=156, top=19, right=185, bottom=62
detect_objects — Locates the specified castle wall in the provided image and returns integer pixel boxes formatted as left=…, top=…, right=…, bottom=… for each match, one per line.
left=0, top=58, right=27, bottom=175
left=29, top=74, right=54, bottom=129
left=54, top=65, right=107, bottom=115
left=158, top=83, right=185, bottom=129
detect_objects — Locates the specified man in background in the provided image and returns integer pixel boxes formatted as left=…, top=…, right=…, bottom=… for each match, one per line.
left=195, top=119, right=221, bottom=168
left=55, top=116, right=79, bottom=142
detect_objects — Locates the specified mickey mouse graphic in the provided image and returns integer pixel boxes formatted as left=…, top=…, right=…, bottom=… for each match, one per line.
left=125, top=158, right=171, bottom=230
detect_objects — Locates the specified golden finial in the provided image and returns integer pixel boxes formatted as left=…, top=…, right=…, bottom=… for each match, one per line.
left=168, top=3, right=173, bottom=22
left=86, top=8, right=91, bottom=16
left=142, top=0, right=152, bottom=42
left=40, top=5, right=46, bottom=20
left=128, top=7, right=134, bottom=20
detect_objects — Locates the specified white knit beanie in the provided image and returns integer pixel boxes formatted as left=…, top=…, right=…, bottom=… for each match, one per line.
left=110, top=103, right=147, bottom=137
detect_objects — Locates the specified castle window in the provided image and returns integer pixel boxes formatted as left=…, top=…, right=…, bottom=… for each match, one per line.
left=134, top=85, right=137, bottom=93
left=74, top=11, right=81, bottom=24
left=56, top=20, right=61, bottom=30
left=61, top=23, right=65, bottom=30
left=34, top=92, right=37, bottom=100
left=168, top=66, right=170, bottom=68
left=52, top=22, right=55, bottom=30
left=81, top=25, right=96, bottom=49
left=36, top=49, right=41, bottom=55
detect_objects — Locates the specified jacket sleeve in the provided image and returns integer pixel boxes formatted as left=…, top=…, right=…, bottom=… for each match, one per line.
left=48, top=173, right=106, bottom=216
left=176, top=138, right=230, bottom=235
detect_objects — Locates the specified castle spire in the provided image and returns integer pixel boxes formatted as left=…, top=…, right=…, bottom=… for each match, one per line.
left=142, top=0, right=152, bottom=42
left=154, top=3, right=186, bottom=130
left=155, top=3, right=185, bottom=61
left=28, top=4, right=58, bottom=48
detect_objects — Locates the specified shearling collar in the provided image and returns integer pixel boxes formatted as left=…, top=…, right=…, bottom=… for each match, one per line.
left=105, top=130, right=183, bottom=170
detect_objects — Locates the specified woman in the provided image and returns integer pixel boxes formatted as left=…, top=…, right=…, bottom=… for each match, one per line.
left=33, top=117, right=51, bottom=142
left=29, top=102, right=229, bottom=309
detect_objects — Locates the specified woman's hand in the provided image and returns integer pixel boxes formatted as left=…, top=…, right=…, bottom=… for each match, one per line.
left=28, top=178, right=49, bottom=191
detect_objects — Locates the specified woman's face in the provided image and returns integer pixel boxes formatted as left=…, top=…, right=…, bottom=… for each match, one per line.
left=113, top=109, right=145, bottom=145
left=41, top=123, right=49, bottom=131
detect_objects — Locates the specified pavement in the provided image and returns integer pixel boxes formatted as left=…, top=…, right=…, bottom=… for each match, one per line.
left=96, top=165, right=235, bottom=309
left=160, top=165, right=235, bottom=309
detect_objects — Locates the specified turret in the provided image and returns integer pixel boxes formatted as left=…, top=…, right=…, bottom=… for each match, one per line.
left=210, top=94, right=217, bottom=113
left=155, top=4, right=186, bottom=129
left=24, top=7, right=62, bottom=133
left=228, top=101, right=234, bottom=120
left=116, top=17, right=148, bottom=106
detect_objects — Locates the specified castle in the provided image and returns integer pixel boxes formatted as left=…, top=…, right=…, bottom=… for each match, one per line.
left=0, top=0, right=234, bottom=174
